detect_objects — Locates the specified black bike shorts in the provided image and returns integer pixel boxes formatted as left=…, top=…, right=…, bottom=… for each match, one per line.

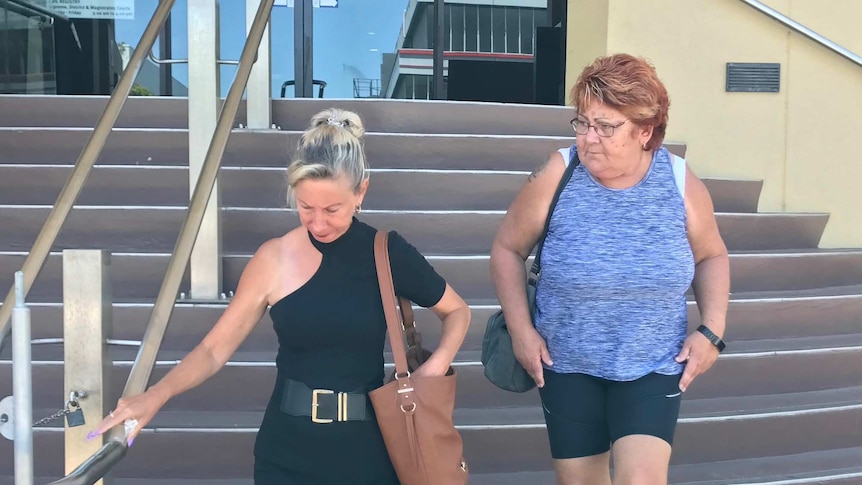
left=538, top=369, right=683, bottom=459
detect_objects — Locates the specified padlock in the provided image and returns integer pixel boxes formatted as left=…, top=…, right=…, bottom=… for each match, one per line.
left=66, top=407, right=86, bottom=428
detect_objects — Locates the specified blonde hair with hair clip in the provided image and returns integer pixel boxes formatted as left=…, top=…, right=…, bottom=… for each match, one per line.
left=286, top=108, right=368, bottom=206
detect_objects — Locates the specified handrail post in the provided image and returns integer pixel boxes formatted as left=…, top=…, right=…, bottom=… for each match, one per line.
left=246, top=0, right=272, bottom=129
left=188, top=0, right=223, bottom=300
left=12, top=271, right=33, bottom=485
left=63, top=250, right=113, bottom=485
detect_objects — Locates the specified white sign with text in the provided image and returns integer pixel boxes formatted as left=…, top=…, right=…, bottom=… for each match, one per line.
left=47, top=0, right=135, bottom=20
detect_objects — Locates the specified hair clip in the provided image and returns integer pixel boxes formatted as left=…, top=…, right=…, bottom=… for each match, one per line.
left=327, top=117, right=345, bottom=127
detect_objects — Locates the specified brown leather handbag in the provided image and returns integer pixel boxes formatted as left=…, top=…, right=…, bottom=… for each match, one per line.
left=370, top=231, right=469, bottom=485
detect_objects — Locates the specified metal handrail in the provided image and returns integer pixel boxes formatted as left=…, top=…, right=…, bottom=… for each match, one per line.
left=46, top=0, right=277, bottom=482
left=739, top=0, right=862, bottom=68
left=147, top=48, right=241, bottom=66
left=0, top=0, right=177, bottom=362
left=47, top=442, right=127, bottom=485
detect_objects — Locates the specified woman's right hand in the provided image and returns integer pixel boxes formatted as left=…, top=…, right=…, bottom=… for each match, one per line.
left=511, top=326, right=553, bottom=388
left=86, top=388, right=168, bottom=447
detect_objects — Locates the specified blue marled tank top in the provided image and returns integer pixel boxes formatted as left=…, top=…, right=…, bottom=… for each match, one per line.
left=534, top=145, right=695, bottom=381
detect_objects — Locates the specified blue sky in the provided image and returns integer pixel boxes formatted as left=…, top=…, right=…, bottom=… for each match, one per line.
left=114, top=0, right=409, bottom=98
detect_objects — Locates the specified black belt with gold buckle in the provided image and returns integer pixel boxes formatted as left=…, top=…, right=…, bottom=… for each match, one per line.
left=280, top=378, right=373, bottom=423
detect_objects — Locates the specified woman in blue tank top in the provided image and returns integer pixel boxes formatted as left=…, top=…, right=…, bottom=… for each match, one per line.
left=491, top=54, right=730, bottom=484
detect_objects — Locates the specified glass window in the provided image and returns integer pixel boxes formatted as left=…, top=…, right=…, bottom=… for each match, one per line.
left=402, top=75, right=414, bottom=99
left=312, top=0, right=409, bottom=99
left=465, top=5, right=477, bottom=52
left=506, top=8, right=519, bottom=54
left=424, top=4, right=435, bottom=49
left=444, top=3, right=451, bottom=50
left=393, top=76, right=405, bottom=98
left=0, top=4, right=56, bottom=94
left=491, top=6, right=505, bottom=53
left=270, top=5, right=295, bottom=98
left=406, top=3, right=431, bottom=49
left=477, top=5, right=491, bottom=52
left=450, top=4, right=464, bottom=52
left=414, top=74, right=429, bottom=100
left=406, top=4, right=422, bottom=49
left=520, top=8, right=533, bottom=55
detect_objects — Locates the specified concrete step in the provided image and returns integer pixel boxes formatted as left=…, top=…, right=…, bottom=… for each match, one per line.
left=6, top=450, right=862, bottom=485
left=0, top=128, right=567, bottom=170
left=0, top=95, right=609, bottom=138
left=463, top=448, right=862, bottom=485
left=5, top=338, right=862, bottom=415
left=0, top=165, right=763, bottom=213
left=2, top=388, right=860, bottom=478
left=0, top=127, right=685, bottom=171
left=1, top=291, right=859, bottom=358
left=669, top=447, right=862, bottom=484
left=0, top=206, right=828, bottom=255
left=2, top=250, right=861, bottom=302
left=459, top=396, right=862, bottom=473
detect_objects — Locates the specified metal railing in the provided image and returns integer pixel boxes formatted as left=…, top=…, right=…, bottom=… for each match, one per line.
left=47, top=0, right=277, bottom=481
left=12, top=272, right=34, bottom=485
left=280, top=79, right=328, bottom=98
left=0, top=0, right=177, bottom=360
left=739, top=0, right=862, bottom=68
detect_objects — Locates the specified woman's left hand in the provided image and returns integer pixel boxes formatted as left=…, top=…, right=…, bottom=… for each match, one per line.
left=674, top=331, right=721, bottom=392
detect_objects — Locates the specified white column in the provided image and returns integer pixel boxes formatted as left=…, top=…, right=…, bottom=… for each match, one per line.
left=188, top=0, right=223, bottom=300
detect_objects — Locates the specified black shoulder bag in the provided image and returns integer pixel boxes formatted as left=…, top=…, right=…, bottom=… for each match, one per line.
left=481, top=147, right=580, bottom=392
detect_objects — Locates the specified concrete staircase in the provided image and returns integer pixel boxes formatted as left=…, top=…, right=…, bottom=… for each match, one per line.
left=1, top=96, right=861, bottom=484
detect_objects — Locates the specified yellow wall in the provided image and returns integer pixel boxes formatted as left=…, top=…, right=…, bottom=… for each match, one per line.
left=565, top=0, right=862, bottom=247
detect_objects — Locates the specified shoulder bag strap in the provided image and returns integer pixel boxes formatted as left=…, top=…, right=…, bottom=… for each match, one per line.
left=528, top=146, right=581, bottom=283
left=374, top=231, right=411, bottom=375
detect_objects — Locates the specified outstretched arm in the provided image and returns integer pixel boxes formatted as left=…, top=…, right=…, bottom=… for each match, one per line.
left=90, top=239, right=279, bottom=444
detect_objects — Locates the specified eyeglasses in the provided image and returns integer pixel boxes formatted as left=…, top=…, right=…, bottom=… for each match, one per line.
left=570, top=118, right=628, bottom=137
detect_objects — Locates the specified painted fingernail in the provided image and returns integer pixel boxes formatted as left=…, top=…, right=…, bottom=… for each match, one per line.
left=127, top=438, right=134, bottom=447
left=86, top=431, right=98, bottom=441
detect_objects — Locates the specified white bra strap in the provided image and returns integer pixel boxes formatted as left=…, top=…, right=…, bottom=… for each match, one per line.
left=670, top=153, right=686, bottom=199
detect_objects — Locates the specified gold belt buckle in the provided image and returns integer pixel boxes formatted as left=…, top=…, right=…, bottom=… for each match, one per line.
left=311, top=389, right=348, bottom=423
left=311, top=389, right=334, bottom=424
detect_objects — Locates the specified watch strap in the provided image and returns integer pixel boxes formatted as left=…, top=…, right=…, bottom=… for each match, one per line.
left=696, top=324, right=726, bottom=352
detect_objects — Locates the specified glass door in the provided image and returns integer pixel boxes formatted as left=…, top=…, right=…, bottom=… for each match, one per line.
left=0, top=0, right=57, bottom=94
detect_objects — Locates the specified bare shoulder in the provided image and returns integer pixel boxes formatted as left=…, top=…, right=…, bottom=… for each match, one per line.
left=684, top=165, right=727, bottom=261
left=684, top=165, right=715, bottom=215
left=493, top=150, right=567, bottom=258
left=527, top=150, right=567, bottom=187
left=253, top=237, right=283, bottom=266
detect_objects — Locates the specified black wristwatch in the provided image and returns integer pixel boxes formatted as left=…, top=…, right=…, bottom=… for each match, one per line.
left=696, top=325, right=726, bottom=352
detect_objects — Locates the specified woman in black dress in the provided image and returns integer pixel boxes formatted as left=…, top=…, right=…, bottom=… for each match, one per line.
left=91, top=108, right=472, bottom=484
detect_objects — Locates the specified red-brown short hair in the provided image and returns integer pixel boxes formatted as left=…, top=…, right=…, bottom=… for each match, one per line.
left=570, top=54, right=670, bottom=151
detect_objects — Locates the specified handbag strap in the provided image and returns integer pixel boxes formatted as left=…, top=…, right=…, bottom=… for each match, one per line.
left=374, top=231, right=411, bottom=375
left=529, top=146, right=581, bottom=283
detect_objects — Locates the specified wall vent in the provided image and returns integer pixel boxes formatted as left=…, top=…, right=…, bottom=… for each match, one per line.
left=726, top=63, right=780, bottom=92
